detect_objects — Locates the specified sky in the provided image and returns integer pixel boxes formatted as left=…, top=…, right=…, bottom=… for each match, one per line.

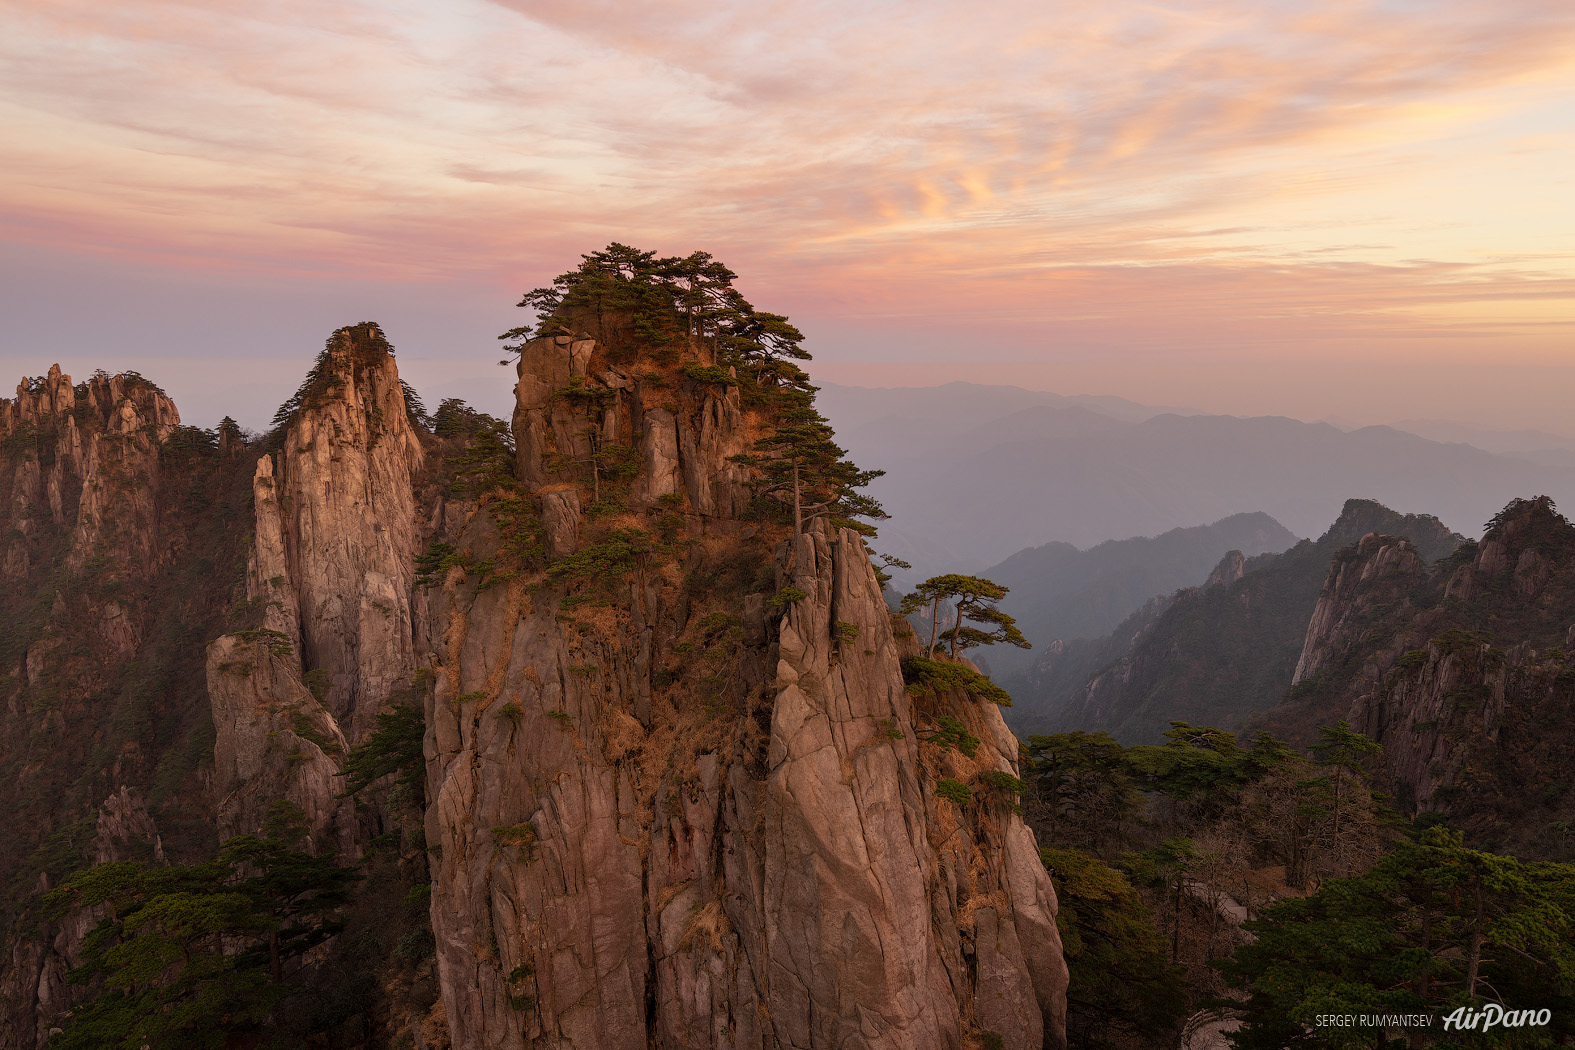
left=2, top=0, right=1572, bottom=432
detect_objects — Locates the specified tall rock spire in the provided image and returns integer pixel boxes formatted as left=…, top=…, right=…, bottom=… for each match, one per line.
left=421, top=330, right=1069, bottom=1049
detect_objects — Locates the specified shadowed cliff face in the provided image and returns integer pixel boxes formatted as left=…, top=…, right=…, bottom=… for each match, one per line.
left=1039, top=500, right=1464, bottom=744
left=0, top=331, right=434, bottom=1046
left=1266, top=496, right=1575, bottom=857
left=0, top=366, right=245, bottom=1048
left=417, top=331, right=1068, bottom=1050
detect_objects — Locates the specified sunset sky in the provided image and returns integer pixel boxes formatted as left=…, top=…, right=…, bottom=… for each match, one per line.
left=2, top=0, right=1572, bottom=432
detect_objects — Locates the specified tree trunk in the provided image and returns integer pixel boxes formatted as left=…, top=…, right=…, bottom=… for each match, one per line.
left=1171, top=878, right=1183, bottom=963
left=1206, top=890, right=1220, bottom=961
left=1419, top=902, right=1431, bottom=1000
left=1465, top=877, right=1485, bottom=998
left=792, top=459, right=802, bottom=536
left=926, top=596, right=940, bottom=659
left=1331, top=767, right=1343, bottom=876
left=948, top=598, right=964, bottom=658
left=1411, top=903, right=1433, bottom=1049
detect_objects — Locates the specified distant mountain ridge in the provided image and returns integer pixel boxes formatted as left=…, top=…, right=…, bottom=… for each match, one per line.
left=813, top=382, right=1575, bottom=577
left=979, top=511, right=1299, bottom=679
left=1006, top=499, right=1466, bottom=742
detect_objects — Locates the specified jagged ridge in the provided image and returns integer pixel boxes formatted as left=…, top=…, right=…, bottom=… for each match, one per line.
left=1270, top=495, right=1575, bottom=856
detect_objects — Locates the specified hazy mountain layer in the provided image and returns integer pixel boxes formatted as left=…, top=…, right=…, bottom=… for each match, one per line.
left=818, top=383, right=1574, bottom=570
left=979, top=511, right=1298, bottom=680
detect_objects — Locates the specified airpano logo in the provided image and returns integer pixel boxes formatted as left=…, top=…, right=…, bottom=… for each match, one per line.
left=1312, top=1005, right=1554, bottom=1034
left=1441, top=1005, right=1553, bottom=1032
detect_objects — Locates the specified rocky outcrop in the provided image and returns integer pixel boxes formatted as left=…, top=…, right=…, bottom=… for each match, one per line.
left=1045, top=500, right=1465, bottom=744
left=0, top=345, right=429, bottom=1047
left=0, top=367, right=206, bottom=1049
left=248, top=454, right=303, bottom=641
left=1, top=319, right=1071, bottom=1049
left=1205, top=550, right=1246, bottom=589
left=207, top=633, right=355, bottom=853
left=199, top=323, right=425, bottom=840
left=205, top=322, right=426, bottom=789
left=1291, top=533, right=1428, bottom=685
left=67, top=389, right=167, bottom=573
left=1, top=366, right=178, bottom=579
left=1269, top=497, right=1575, bottom=854
left=91, top=787, right=166, bottom=865
left=420, top=333, right=1068, bottom=1049
left=260, top=323, right=426, bottom=743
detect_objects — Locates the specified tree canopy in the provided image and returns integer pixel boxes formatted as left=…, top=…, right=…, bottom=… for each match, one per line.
left=1220, top=826, right=1575, bottom=1048
left=1044, top=847, right=1190, bottom=1048
left=43, top=804, right=359, bottom=1050
left=899, top=574, right=1029, bottom=659
left=502, top=243, right=887, bottom=537
left=500, top=243, right=811, bottom=372
left=735, top=385, right=885, bottom=536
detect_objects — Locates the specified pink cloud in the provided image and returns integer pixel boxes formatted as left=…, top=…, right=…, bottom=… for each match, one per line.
left=1, top=0, right=1572, bottom=374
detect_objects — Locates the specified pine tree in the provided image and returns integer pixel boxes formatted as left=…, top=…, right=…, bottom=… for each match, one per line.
left=898, top=574, right=1028, bottom=659
left=1309, top=720, right=1382, bottom=877
left=499, top=242, right=811, bottom=374
left=734, top=386, right=883, bottom=536
left=43, top=804, right=359, bottom=1050
left=1220, top=827, right=1575, bottom=1047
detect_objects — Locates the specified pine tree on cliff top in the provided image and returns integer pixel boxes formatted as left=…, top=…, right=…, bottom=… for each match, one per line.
left=499, top=244, right=884, bottom=536
left=734, top=384, right=885, bottom=537
left=499, top=243, right=810, bottom=373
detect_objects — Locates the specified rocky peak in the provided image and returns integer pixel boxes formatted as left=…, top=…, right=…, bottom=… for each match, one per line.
left=1, top=273, right=1072, bottom=1049
left=512, top=329, right=750, bottom=522
left=1205, top=549, right=1246, bottom=588
left=0, top=365, right=183, bottom=578
left=1446, top=495, right=1569, bottom=603
left=419, top=328, right=1068, bottom=1049
left=200, top=322, right=429, bottom=855
left=1, top=364, right=74, bottom=431
left=1322, top=498, right=1460, bottom=560
left=1266, top=496, right=1575, bottom=848
left=1292, top=533, right=1430, bottom=685
left=236, top=322, right=426, bottom=742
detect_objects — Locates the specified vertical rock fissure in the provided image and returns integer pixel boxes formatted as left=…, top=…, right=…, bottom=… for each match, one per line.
left=413, top=326, right=1066, bottom=1048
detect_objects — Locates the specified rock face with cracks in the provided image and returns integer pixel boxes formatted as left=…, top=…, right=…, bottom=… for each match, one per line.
left=1265, top=496, right=1575, bottom=855
left=0, top=323, right=1070, bottom=1049
left=420, top=332, right=1068, bottom=1049
left=206, top=633, right=356, bottom=854
left=246, top=322, right=427, bottom=744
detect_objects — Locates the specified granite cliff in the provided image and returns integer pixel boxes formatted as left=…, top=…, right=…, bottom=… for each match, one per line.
left=1029, top=500, right=1463, bottom=743
left=0, top=365, right=245, bottom=1047
left=419, top=324, right=1067, bottom=1049
left=1264, top=495, right=1575, bottom=856
left=0, top=296, right=1068, bottom=1047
